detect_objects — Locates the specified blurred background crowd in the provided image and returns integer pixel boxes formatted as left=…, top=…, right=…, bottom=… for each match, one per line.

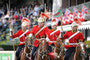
left=0, top=0, right=53, bottom=41
left=0, top=0, right=90, bottom=45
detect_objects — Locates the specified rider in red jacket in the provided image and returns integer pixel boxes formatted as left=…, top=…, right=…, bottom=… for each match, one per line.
left=30, top=17, right=49, bottom=60
left=63, top=21, right=84, bottom=60
left=46, top=19, right=61, bottom=52
left=10, top=22, right=31, bottom=60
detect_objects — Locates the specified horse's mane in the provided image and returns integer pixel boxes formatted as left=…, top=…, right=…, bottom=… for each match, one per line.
left=39, top=39, right=47, bottom=51
left=56, top=39, right=61, bottom=47
left=55, top=39, right=63, bottom=52
left=74, top=43, right=86, bottom=60
left=54, top=39, right=64, bottom=60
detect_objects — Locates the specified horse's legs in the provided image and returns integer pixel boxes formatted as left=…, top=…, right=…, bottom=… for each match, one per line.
left=31, top=46, right=38, bottom=60
left=16, top=47, right=20, bottom=60
left=65, top=47, right=76, bottom=60
left=16, top=45, right=25, bottom=60
left=20, top=53, right=24, bottom=60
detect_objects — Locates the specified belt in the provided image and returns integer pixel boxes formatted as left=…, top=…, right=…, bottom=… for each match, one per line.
left=35, top=38, right=46, bottom=41
left=69, top=43, right=78, bottom=45
left=65, top=42, right=78, bottom=45
left=35, top=38, right=56, bottom=43
left=20, top=42, right=25, bottom=44
left=48, top=41, right=56, bottom=43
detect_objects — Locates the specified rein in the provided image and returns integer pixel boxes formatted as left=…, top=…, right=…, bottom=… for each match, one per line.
left=23, top=37, right=33, bottom=59
left=56, top=46, right=63, bottom=58
left=55, top=39, right=64, bottom=58
left=24, top=45, right=33, bottom=59
left=38, top=40, right=48, bottom=59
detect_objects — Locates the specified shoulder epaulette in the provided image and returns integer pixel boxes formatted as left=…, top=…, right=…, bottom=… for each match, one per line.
left=79, top=32, right=82, bottom=33
left=33, top=25, right=37, bottom=28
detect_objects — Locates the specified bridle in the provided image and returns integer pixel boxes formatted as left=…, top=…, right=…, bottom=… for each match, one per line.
left=38, top=40, right=48, bottom=59
left=79, top=42, right=86, bottom=58
left=24, top=38, right=33, bottom=59
left=56, top=43, right=63, bottom=58
left=24, top=44, right=33, bottom=59
left=39, top=50, right=48, bottom=59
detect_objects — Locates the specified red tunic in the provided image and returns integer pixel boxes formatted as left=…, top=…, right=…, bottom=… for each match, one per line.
left=11, top=29, right=31, bottom=46
left=32, top=25, right=49, bottom=47
left=63, top=30, right=84, bottom=48
left=47, top=29, right=61, bottom=45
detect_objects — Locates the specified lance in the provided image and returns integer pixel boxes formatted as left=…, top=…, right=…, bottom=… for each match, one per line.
left=9, top=14, right=16, bottom=59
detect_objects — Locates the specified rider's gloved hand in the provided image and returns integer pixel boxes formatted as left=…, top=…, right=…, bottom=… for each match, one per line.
left=46, top=37, right=50, bottom=42
left=29, top=33, right=33, bottom=37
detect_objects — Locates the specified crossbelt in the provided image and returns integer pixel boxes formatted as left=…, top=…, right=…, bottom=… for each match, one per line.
left=18, top=30, right=29, bottom=39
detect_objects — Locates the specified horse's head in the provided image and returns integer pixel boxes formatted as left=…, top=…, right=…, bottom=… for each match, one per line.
left=40, top=38, right=47, bottom=50
left=56, top=39, right=62, bottom=48
left=25, top=36, right=33, bottom=50
left=39, top=38, right=48, bottom=59
left=21, top=36, right=33, bottom=59
left=55, top=38, right=64, bottom=58
left=79, top=42, right=86, bottom=57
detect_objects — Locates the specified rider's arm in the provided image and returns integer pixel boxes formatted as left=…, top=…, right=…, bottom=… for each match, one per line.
left=10, top=30, right=20, bottom=38
left=79, top=32, right=84, bottom=42
left=10, top=29, right=13, bottom=36
left=26, top=31, right=32, bottom=38
left=28, top=26, right=36, bottom=38
left=31, top=26, right=36, bottom=36
left=58, top=30, right=61, bottom=40
left=63, top=31, right=68, bottom=40
left=45, top=27, right=50, bottom=42
left=63, top=31, right=69, bottom=42
left=45, top=27, right=50, bottom=35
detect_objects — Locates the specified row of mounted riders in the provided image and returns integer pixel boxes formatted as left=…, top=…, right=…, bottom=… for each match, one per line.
left=17, top=37, right=87, bottom=60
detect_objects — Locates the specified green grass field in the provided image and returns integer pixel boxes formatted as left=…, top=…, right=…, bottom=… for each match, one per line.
left=0, top=34, right=10, bottom=45
left=0, top=33, right=19, bottom=46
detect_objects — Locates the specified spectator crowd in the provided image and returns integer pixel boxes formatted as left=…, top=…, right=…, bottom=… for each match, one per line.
left=0, top=1, right=52, bottom=41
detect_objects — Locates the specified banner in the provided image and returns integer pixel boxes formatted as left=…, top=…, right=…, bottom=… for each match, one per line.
left=0, top=51, right=15, bottom=60
left=52, top=0, right=62, bottom=15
